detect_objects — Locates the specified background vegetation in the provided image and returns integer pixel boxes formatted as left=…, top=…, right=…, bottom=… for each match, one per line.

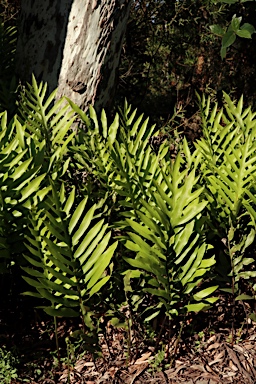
left=118, top=1, right=256, bottom=129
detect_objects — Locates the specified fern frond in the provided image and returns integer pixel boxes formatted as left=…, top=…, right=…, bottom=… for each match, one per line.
left=22, top=184, right=117, bottom=318
left=0, top=113, right=49, bottom=267
left=197, top=94, right=256, bottom=222
left=19, top=75, right=76, bottom=154
left=197, top=92, right=256, bottom=287
left=124, top=139, right=217, bottom=318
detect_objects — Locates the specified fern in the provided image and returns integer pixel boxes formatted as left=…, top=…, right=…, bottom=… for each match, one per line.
left=110, top=99, right=164, bottom=214
left=0, top=111, right=48, bottom=271
left=19, top=75, right=76, bottom=175
left=2, top=75, right=254, bottom=330
left=67, top=100, right=117, bottom=201
left=0, top=77, right=82, bottom=273
left=67, top=99, right=219, bottom=318
left=22, top=182, right=118, bottom=321
left=123, top=140, right=217, bottom=319
left=197, top=93, right=256, bottom=286
left=67, top=98, right=163, bottom=220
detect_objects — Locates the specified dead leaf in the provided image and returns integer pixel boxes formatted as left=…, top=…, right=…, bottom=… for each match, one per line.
left=207, top=342, right=221, bottom=351
left=208, top=350, right=225, bottom=366
left=134, top=351, right=152, bottom=364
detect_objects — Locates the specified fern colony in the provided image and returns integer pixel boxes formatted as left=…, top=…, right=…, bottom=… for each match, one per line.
left=1, top=25, right=256, bottom=361
left=0, top=75, right=255, bottom=350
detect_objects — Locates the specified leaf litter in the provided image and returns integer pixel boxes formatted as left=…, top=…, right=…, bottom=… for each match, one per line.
left=2, top=295, right=256, bottom=384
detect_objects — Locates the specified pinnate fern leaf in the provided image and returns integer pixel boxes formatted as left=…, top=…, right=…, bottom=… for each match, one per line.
left=124, top=140, right=217, bottom=318
left=197, top=93, right=256, bottom=284
left=22, top=185, right=117, bottom=318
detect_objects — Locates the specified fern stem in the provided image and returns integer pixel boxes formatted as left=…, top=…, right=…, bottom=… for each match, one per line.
left=154, top=314, right=167, bottom=352
left=54, top=315, right=60, bottom=364
left=65, top=337, right=71, bottom=384
left=171, top=317, right=184, bottom=367
left=227, top=224, right=235, bottom=346
left=126, top=317, right=132, bottom=365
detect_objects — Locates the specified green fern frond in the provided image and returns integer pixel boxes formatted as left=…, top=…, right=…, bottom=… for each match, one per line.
left=123, top=139, right=217, bottom=318
left=0, top=112, right=49, bottom=268
left=19, top=75, right=76, bottom=155
left=22, top=184, right=117, bottom=318
left=197, top=94, right=256, bottom=222
left=197, top=93, right=256, bottom=286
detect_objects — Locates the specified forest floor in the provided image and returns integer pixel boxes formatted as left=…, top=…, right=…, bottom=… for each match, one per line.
left=1, top=287, right=256, bottom=384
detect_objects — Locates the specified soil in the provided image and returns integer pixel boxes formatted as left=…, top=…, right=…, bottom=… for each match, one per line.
left=1, top=281, right=256, bottom=384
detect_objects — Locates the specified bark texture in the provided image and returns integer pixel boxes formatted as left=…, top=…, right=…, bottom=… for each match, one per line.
left=16, top=0, right=131, bottom=112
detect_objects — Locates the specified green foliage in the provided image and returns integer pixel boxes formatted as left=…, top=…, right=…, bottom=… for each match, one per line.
left=210, top=14, right=255, bottom=58
left=148, top=345, right=165, bottom=373
left=118, top=0, right=256, bottom=127
left=0, top=347, right=18, bottom=384
left=22, top=182, right=117, bottom=320
left=67, top=98, right=160, bottom=214
left=19, top=74, right=77, bottom=164
left=0, top=76, right=77, bottom=273
left=66, top=99, right=118, bottom=201
left=121, top=140, right=217, bottom=318
left=0, top=74, right=255, bottom=359
left=70, top=95, right=219, bottom=320
left=196, top=92, right=256, bottom=295
left=0, top=111, right=47, bottom=272
left=108, top=99, right=160, bottom=213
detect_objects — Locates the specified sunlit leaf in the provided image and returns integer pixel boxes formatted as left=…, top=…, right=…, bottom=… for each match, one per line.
left=193, top=286, right=218, bottom=301
left=43, top=307, right=79, bottom=317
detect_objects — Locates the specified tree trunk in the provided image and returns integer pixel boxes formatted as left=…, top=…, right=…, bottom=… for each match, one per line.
left=16, top=0, right=131, bottom=112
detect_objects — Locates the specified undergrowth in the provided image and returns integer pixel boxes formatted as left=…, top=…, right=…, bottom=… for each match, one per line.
left=0, top=22, right=255, bottom=381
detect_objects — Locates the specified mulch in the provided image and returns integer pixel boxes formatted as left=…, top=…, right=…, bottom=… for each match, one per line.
left=1, top=284, right=255, bottom=384
left=12, top=313, right=255, bottom=384
left=55, top=325, right=256, bottom=384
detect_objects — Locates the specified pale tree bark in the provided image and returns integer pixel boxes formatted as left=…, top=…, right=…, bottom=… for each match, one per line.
left=16, top=0, right=131, bottom=112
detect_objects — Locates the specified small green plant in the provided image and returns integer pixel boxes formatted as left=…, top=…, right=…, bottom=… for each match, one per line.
left=195, top=330, right=205, bottom=350
left=0, top=347, right=18, bottom=384
left=210, top=13, right=255, bottom=59
left=148, top=344, right=165, bottom=373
